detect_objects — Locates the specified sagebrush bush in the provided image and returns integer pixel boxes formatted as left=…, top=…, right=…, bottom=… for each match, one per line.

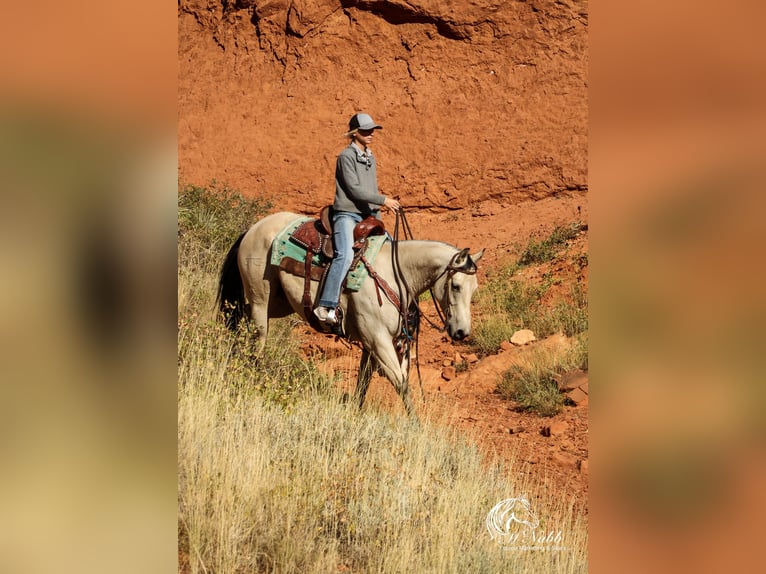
left=499, top=365, right=564, bottom=417
left=472, top=314, right=515, bottom=355
left=568, top=331, right=589, bottom=371
left=551, top=285, right=588, bottom=337
left=474, top=278, right=586, bottom=349
left=497, top=344, right=584, bottom=417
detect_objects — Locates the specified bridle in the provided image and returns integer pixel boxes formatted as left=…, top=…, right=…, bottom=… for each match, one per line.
left=426, top=248, right=478, bottom=331
left=389, top=209, right=478, bottom=406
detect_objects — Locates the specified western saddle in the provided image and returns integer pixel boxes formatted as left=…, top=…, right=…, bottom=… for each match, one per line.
left=280, top=206, right=388, bottom=332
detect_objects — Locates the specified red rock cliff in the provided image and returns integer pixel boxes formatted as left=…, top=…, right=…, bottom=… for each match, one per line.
left=178, top=0, right=588, bottom=212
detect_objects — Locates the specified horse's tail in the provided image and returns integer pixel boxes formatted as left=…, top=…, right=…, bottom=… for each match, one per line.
left=217, top=231, right=248, bottom=330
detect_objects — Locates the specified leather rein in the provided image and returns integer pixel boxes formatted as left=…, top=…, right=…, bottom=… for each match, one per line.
left=388, top=209, right=478, bottom=406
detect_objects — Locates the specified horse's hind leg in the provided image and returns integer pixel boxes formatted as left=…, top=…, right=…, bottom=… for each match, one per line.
left=248, top=298, right=269, bottom=351
left=241, top=264, right=272, bottom=351
left=247, top=276, right=291, bottom=352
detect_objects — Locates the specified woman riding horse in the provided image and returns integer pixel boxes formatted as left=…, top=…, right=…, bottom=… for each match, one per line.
left=314, top=112, right=400, bottom=326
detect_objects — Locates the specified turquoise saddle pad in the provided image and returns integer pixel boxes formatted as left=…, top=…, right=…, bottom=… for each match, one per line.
left=269, top=217, right=387, bottom=292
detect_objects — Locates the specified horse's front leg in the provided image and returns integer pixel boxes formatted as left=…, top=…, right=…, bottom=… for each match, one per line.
left=398, top=376, right=416, bottom=419
left=355, top=349, right=375, bottom=409
left=368, top=337, right=417, bottom=419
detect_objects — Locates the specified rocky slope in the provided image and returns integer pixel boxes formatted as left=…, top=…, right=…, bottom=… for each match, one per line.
left=178, top=0, right=588, bottom=212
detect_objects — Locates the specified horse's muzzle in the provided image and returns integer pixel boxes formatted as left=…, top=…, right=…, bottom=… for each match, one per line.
left=450, top=328, right=467, bottom=341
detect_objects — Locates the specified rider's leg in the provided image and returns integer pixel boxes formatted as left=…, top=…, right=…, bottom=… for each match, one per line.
left=316, top=211, right=362, bottom=320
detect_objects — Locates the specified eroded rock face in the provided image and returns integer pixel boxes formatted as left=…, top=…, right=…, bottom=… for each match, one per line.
left=178, top=0, right=588, bottom=213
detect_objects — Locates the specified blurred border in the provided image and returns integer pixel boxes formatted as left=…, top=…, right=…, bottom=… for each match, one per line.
left=3, top=1, right=765, bottom=572
left=590, top=1, right=766, bottom=572
left=0, top=2, right=177, bottom=573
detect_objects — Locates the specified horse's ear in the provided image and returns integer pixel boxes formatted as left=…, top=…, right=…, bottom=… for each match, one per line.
left=471, top=249, right=485, bottom=264
left=453, top=248, right=470, bottom=267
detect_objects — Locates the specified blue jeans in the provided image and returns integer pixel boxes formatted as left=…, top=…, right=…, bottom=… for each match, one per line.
left=317, top=211, right=363, bottom=308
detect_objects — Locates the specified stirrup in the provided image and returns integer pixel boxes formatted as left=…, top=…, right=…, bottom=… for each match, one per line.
left=313, top=305, right=337, bottom=325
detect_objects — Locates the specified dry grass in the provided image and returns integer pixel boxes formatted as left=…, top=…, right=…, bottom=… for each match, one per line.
left=178, top=366, right=588, bottom=573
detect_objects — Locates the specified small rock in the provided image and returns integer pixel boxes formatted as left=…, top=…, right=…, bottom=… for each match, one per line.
left=541, top=421, right=568, bottom=437
left=578, top=459, right=589, bottom=474
left=508, top=426, right=525, bottom=435
left=454, top=352, right=463, bottom=363
left=464, top=353, right=479, bottom=363
left=441, top=366, right=456, bottom=380
left=579, top=381, right=588, bottom=394
left=552, top=452, right=578, bottom=468
left=510, top=329, right=536, bottom=346
left=500, top=341, right=514, bottom=351
left=442, top=359, right=453, bottom=367
left=566, top=387, right=588, bottom=405
left=558, top=369, right=588, bottom=391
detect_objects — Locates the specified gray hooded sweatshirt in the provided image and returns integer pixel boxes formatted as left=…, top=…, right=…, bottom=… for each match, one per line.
left=333, top=142, right=386, bottom=218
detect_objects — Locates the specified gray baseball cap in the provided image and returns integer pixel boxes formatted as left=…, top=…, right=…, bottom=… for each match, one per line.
left=348, top=112, right=382, bottom=133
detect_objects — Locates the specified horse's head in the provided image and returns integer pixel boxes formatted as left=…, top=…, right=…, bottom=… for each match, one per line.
left=433, top=248, right=484, bottom=341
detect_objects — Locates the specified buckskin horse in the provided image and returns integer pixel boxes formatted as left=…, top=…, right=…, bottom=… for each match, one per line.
left=217, top=211, right=483, bottom=417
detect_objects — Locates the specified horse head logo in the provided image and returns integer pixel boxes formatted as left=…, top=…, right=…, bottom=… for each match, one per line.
left=486, top=496, right=540, bottom=544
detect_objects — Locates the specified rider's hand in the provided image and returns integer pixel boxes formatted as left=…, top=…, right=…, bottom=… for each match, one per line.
left=384, top=197, right=401, bottom=212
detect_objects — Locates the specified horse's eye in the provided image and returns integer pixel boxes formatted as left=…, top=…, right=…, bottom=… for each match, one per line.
left=451, top=283, right=461, bottom=293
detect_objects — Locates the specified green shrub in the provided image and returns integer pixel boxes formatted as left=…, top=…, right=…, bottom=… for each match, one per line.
left=501, top=280, right=546, bottom=328
left=496, top=339, right=588, bottom=417
left=499, top=364, right=565, bottom=417
left=518, top=222, right=585, bottom=266
left=472, top=314, right=515, bottom=355
left=567, top=331, right=589, bottom=371
left=551, top=285, right=589, bottom=337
